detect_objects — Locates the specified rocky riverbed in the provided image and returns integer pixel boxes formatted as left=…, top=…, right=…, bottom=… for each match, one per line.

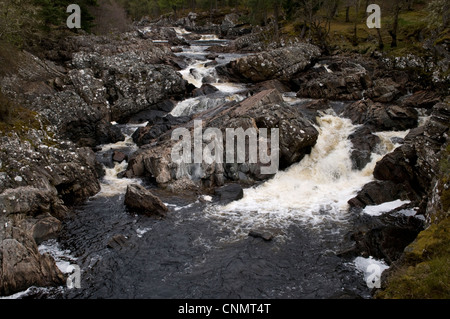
left=0, top=12, right=448, bottom=298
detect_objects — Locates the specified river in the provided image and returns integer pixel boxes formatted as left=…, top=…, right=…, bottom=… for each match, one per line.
left=10, top=28, right=410, bottom=299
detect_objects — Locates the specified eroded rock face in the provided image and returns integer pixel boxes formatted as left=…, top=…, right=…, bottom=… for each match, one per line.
left=216, top=44, right=321, bottom=83
left=126, top=89, right=319, bottom=191
left=0, top=222, right=65, bottom=296
left=0, top=124, right=100, bottom=296
left=349, top=100, right=449, bottom=211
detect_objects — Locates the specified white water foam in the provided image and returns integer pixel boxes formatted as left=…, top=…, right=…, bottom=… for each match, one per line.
left=204, top=112, right=410, bottom=239
left=38, top=239, right=77, bottom=274
left=363, top=199, right=411, bottom=216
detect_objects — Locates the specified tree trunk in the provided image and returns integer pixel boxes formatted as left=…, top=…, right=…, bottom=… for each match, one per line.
left=345, top=6, right=350, bottom=22
left=390, top=2, right=401, bottom=48
left=377, top=28, right=384, bottom=50
left=353, top=0, right=360, bottom=46
left=273, top=0, right=280, bottom=43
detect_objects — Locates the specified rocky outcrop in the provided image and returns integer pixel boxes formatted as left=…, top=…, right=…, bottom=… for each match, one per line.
left=0, top=110, right=101, bottom=295
left=295, top=55, right=412, bottom=103
left=126, top=89, right=319, bottom=191
left=216, top=44, right=321, bottom=83
left=0, top=222, right=65, bottom=296
left=124, top=184, right=168, bottom=217
left=349, top=99, right=449, bottom=211
left=341, top=99, right=418, bottom=132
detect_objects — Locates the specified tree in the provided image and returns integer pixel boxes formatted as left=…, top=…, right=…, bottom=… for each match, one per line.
left=0, top=0, right=40, bottom=46
left=388, top=0, right=404, bottom=48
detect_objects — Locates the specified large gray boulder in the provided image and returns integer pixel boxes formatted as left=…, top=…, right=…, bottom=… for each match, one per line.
left=125, top=89, right=319, bottom=191
left=217, top=44, right=321, bottom=83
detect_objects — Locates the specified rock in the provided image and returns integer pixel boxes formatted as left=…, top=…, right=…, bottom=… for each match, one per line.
left=191, top=83, right=219, bottom=97
left=125, top=89, right=319, bottom=191
left=205, top=53, right=219, bottom=60
left=214, top=183, right=244, bottom=203
left=107, top=234, right=128, bottom=249
left=343, top=213, right=424, bottom=264
left=296, top=58, right=372, bottom=100
left=124, top=184, right=168, bottom=217
left=0, top=223, right=65, bottom=296
left=204, top=60, right=218, bottom=68
left=348, top=181, right=410, bottom=208
left=112, top=151, right=128, bottom=163
left=341, top=99, right=418, bottom=132
left=216, top=44, right=321, bottom=83
left=132, top=114, right=191, bottom=146
left=248, top=230, right=274, bottom=241
left=352, top=100, right=449, bottom=217
left=348, top=126, right=381, bottom=170
left=400, top=90, right=442, bottom=109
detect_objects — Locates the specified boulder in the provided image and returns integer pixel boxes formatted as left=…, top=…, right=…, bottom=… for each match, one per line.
left=348, top=126, right=381, bottom=170
left=248, top=230, right=274, bottom=241
left=348, top=181, right=410, bottom=208
left=191, top=83, right=219, bottom=97
left=125, top=89, right=319, bottom=191
left=0, top=223, right=65, bottom=296
left=341, top=212, right=424, bottom=263
left=341, top=99, right=418, bottom=132
left=400, top=90, right=442, bottom=109
left=214, top=183, right=244, bottom=203
left=112, top=151, right=128, bottom=163
left=216, top=44, right=321, bottom=83
left=124, top=184, right=168, bottom=217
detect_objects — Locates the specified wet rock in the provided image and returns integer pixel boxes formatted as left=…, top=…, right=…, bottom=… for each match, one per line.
left=112, top=151, right=128, bottom=163
left=400, top=90, right=442, bottom=109
left=348, top=126, right=381, bottom=170
left=217, top=44, right=321, bottom=83
left=296, top=58, right=371, bottom=100
left=126, top=89, right=319, bottom=191
left=348, top=181, right=410, bottom=208
left=191, top=84, right=219, bottom=97
left=341, top=99, right=418, bottom=132
left=107, top=234, right=129, bottom=249
left=124, top=184, right=168, bottom=217
left=0, top=223, right=65, bottom=296
left=343, top=213, right=424, bottom=264
left=248, top=230, right=274, bottom=241
left=132, top=114, right=191, bottom=146
left=214, top=184, right=244, bottom=203
left=352, top=100, right=449, bottom=217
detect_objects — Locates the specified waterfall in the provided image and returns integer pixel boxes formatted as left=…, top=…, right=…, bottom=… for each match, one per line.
left=204, top=112, right=409, bottom=238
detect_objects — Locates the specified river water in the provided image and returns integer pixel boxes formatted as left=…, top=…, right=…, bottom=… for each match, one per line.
left=10, top=29, right=411, bottom=299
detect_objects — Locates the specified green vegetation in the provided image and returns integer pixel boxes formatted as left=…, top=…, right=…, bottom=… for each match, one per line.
left=375, top=217, right=450, bottom=299
left=376, top=140, right=450, bottom=299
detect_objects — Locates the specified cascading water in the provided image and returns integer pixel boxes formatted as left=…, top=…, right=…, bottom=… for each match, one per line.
left=9, top=30, right=417, bottom=300
left=204, top=112, right=409, bottom=240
